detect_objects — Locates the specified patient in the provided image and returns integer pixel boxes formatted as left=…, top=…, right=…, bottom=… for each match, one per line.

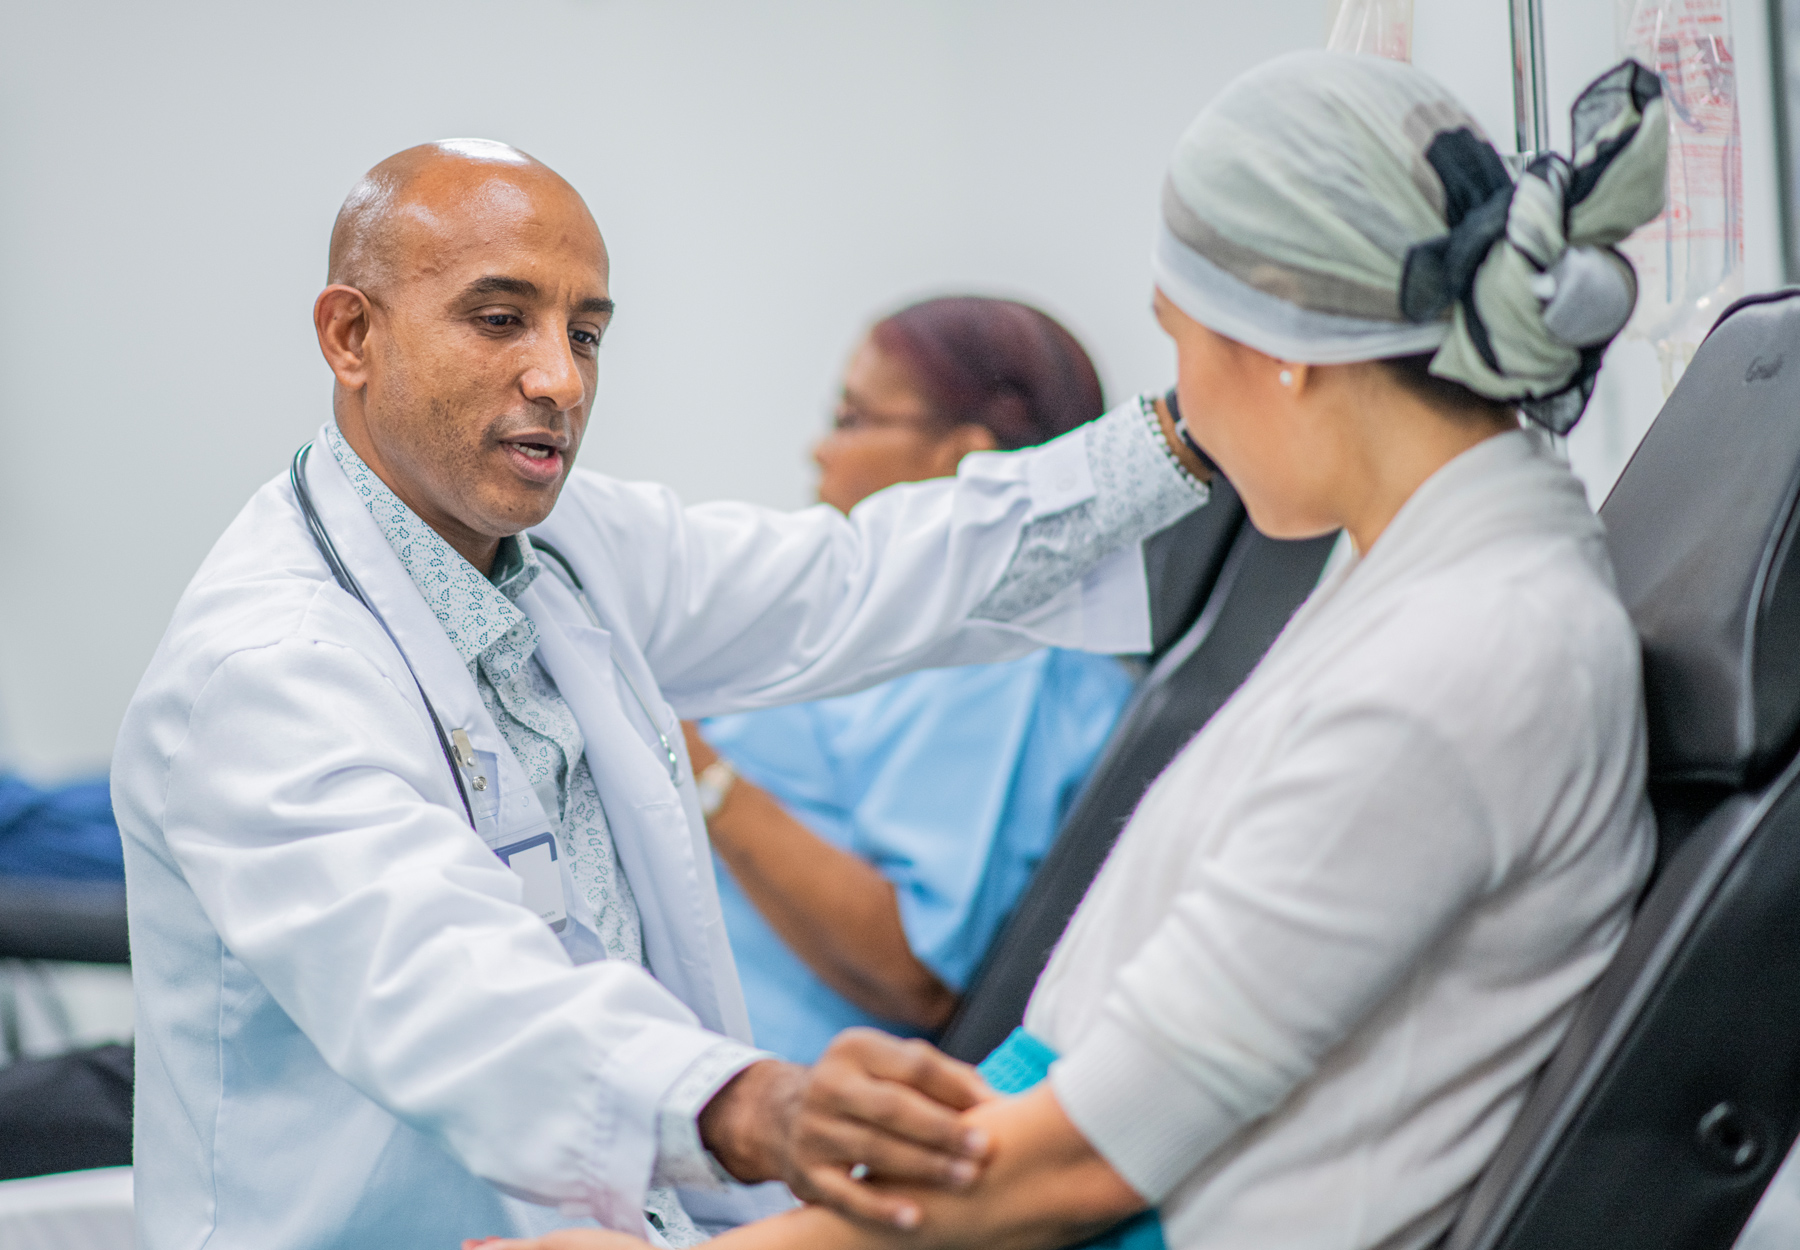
left=473, top=49, right=1666, bottom=1250
left=685, top=297, right=1134, bottom=1061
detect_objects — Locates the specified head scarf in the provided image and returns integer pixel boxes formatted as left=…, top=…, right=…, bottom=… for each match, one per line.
left=1154, top=52, right=1666, bottom=433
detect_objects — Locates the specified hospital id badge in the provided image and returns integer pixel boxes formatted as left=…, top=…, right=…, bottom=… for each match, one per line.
left=495, top=831, right=568, bottom=933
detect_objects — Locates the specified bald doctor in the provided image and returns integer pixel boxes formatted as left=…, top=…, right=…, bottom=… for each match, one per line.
left=111, top=140, right=1209, bottom=1250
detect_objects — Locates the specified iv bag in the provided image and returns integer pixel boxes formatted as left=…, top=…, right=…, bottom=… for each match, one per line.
left=1616, top=0, right=1744, bottom=392
left=1327, top=0, right=1414, bottom=61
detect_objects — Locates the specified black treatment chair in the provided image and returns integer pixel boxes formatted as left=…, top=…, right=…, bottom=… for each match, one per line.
left=0, top=876, right=130, bottom=966
left=0, top=877, right=133, bottom=1180
left=1440, top=289, right=1800, bottom=1249
left=940, top=475, right=1339, bottom=1062
left=0, top=873, right=129, bottom=1067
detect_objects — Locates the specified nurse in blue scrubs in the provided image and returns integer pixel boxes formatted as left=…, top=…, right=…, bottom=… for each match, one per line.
left=683, top=296, right=1135, bottom=1063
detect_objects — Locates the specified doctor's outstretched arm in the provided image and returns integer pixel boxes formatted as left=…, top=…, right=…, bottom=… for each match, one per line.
left=533, top=397, right=1208, bottom=720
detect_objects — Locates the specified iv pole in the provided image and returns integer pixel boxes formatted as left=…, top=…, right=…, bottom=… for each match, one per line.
left=1510, top=0, right=1552, bottom=162
left=1509, top=0, right=1562, bottom=451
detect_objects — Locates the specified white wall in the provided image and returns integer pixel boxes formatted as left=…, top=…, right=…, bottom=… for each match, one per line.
left=0, top=0, right=1783, bottom=776
left=0, top=0, right=1326, bottom=776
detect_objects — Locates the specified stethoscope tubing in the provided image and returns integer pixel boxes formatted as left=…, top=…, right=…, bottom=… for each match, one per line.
left=289, top=443, right=683, bottom=836
left=291, top=443, right=478, bottom=827
left=526, top=537, right=683, bottom=784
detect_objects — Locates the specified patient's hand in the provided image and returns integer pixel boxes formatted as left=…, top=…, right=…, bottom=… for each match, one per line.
left=700, top=1029, right=996, bottom=1229
left=691, top=1085, right=1144, bottom=1250
left=460, top=1084, right=1141, bottom=1250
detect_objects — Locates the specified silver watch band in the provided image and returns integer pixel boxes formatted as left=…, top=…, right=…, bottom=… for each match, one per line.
left=696, top=758, right=738, bottom=819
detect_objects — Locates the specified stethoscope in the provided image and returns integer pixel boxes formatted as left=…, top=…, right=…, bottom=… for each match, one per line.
left=289, top=443, right=683, bottom=831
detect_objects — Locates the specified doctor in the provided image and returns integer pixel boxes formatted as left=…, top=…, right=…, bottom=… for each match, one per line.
left=111, top=139, right=1210, bottom=1249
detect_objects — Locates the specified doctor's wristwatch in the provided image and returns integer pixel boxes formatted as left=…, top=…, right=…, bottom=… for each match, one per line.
left=695, top=758, right=739, bottom=820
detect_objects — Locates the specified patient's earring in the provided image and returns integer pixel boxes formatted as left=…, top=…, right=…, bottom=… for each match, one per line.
left=1278, top=368, right=1295, bottom=387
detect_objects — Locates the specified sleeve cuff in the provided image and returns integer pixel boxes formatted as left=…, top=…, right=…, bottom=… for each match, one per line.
left=972, top=400, right=1209, bottom=635
left=651, top=1039, right=773, bottom=1190
left=1129, top=393, right=1211, bottom=500
left=1049, top=1012, right=1241, bottom=1204
left=1106, top=395, right=1210, bottom=522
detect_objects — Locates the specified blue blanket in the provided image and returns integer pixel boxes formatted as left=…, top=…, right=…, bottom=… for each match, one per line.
left=0, top=775, right=123, bottom=880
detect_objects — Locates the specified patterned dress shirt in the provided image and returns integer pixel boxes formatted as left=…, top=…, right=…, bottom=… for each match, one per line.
left=326, top=425, right=754, bottom=1246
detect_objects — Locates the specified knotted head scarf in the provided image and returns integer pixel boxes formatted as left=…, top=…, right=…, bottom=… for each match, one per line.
left=1154, top=51, right=1666, bottom=433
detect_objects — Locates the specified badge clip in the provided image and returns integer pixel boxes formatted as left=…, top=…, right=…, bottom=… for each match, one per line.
left=450, top=728, right=488, bottom=792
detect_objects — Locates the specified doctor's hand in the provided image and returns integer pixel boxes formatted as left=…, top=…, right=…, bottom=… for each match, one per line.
left=699, top=1029, right=995, bottom=1229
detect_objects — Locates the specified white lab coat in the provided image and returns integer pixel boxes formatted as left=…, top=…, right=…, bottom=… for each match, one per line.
left=112, top=411, right=1184, bottom=1250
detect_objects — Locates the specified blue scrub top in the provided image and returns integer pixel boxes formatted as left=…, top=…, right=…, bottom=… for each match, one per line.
left=703, top=648, right=1135, bottom=1063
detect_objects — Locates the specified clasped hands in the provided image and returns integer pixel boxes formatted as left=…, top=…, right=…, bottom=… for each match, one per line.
left=465, top=1029, right=1142, bottom=1250
left=700, top=1027, right=994, bottom=1229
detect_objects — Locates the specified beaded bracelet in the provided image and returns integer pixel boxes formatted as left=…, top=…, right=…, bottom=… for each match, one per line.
left=1138, top=391, right=1215, bottom=486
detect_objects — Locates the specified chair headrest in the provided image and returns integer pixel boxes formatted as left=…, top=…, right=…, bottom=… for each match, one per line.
left=1602, top=288, right=1800, bottom=787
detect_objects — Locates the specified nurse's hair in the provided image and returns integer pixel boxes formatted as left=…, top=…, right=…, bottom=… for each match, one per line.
left=869, top=297, right=1105, bottom=450
left=1154, top=52, right=1668, bottom=434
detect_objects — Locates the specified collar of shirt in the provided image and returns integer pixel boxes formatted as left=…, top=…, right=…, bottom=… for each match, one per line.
left=324, top=424, right=543, bottom=679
